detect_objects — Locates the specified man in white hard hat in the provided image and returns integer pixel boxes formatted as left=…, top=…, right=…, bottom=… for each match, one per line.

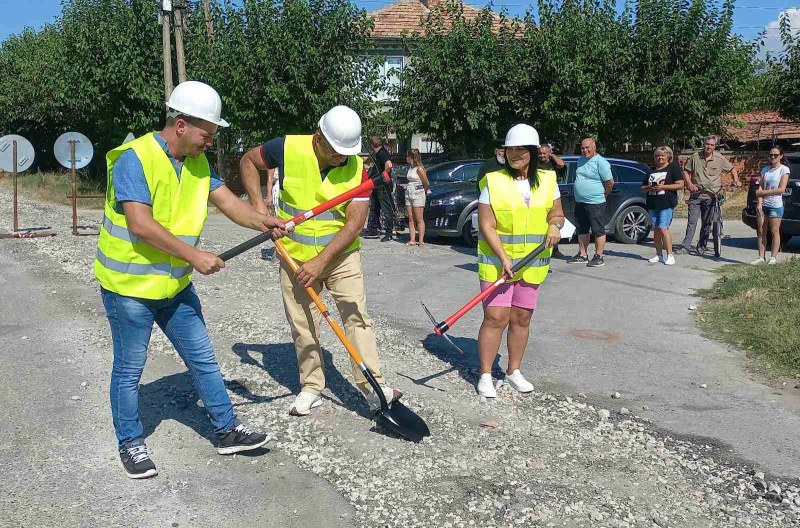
left=240, top=105, right=402, bottom=416
left=95, top=81, right=287, bottom=479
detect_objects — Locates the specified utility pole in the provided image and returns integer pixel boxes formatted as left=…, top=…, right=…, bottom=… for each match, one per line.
left=203, top=0, right=214, bottom=42
left=160, top=1, right=174, bottom=99
left=173, top=0, right=187, bottom=84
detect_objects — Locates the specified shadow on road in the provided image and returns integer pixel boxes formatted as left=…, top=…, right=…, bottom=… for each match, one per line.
left=231, top=342, right=373, bottom=418
left=416, top=333, right=505, bottom=391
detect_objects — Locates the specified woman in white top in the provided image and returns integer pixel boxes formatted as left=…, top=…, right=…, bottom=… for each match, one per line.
left=404, top=148, right=431, bottom=246
left=752, top=146, right=790, bottom=265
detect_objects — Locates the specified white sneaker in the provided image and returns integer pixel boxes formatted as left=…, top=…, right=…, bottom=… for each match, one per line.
left=648, top=255, right=663, bottom=264
left=366, top=385, right=403, bottom=412
left=750, top=257, right=766, bottom=265
left=505, top=369, right=534, bottom=393
left=768, top=257, right=778, bottom=265
left=477, top=373, right=496, bottom=398
left=664, top=254, right=676, bottom=266
left=289, top=391, right=323, bottom=416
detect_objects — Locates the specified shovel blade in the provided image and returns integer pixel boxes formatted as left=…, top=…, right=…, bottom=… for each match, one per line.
left=376, top=401, right=430, bottom=443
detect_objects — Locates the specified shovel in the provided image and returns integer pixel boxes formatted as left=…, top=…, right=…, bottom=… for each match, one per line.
left=273, top=240, right=430, bottom=443
left=218, top=170, right=391, bottom=262
left=423, top=241, right=549, bottom=352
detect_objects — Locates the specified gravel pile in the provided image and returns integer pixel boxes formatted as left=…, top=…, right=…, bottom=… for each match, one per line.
left=2, top=189, right=797, bottom=527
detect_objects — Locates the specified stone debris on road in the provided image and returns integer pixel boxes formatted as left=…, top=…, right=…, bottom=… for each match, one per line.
left=1, top=190, right=798, bottom=527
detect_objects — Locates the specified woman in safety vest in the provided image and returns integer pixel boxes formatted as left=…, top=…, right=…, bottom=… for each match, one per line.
left=475, top=124, right=565, bottom=398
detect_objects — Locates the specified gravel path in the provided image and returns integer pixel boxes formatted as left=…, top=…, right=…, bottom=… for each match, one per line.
left=1, top=189, right=798, bottom=527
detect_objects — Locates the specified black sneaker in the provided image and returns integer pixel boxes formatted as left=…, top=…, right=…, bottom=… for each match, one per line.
left=217, top=424, right=271, bottom=455
left=380, top=235, right=393, bottom=242
left=362, top=229, right=380, bottom=239
left=673, top=245, right=688, bottom=255
left=687, top=246, right=700, bottom=256
left=120, top=440, right=158, bottom=479
left=587, top=254, right=605, bottom=267
left=567, top=254, right=589, bottom=264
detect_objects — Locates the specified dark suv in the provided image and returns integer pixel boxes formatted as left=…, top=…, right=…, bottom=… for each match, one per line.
left=741, top=152, right=800, bottom=245
left=421, top=156, right=653, bottom=246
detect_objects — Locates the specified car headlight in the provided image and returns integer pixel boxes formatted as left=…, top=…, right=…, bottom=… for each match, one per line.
left=429, top=194, right=463, bottom=206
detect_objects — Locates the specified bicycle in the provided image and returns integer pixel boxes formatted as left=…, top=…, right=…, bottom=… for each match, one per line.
left=695, top=185, right=732, bottom=258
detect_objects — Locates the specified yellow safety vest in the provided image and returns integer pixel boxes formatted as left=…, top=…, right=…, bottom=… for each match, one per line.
left=278, top=135, right=363, bottom=262
left=477, top=168, right=556, bottom=284
left=93, top=133, right=211, bottom=300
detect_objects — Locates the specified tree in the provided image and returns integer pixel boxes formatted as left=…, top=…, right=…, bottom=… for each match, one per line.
left=393, top=1, right=524, bottom=158
left=773, top=11, right=800, bottom=120
left=184, top=0, right=382, bottom=150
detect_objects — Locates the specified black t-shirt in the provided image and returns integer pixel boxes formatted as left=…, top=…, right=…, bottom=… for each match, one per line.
left=642, top=163, right=682, bottom=210
left=476, top=156, right=503, bottom=191
left=370, top=147, right=392, bottom=178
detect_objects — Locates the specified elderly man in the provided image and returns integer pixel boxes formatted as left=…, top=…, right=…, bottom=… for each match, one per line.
left=95, top=81, right=285, bottom=479
left=567, top=138, right=614, bottom=267
left=538, top=144, right=566, bottom=257
left=239, top=106, right=401, bottom=417
left=476, top=139, right=506, bottom=190
left=365, top=136, right=394, bottom=241
left=675, top=136, right=740, bottom=255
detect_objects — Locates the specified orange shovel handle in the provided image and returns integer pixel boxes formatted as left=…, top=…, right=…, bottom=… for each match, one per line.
left=273, top=240, right=367, bottom=366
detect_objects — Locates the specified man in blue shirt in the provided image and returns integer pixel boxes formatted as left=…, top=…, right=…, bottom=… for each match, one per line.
left=567, top=137, right=615, bottom=267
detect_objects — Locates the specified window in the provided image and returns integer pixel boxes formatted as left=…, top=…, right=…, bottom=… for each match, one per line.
left=564, top=162, right=576, bottom=184
left=462, top=164, right=481, bottom=182
left=375, top=56, right=403, bottom=101
left=612, top=164, right=647, bottom=183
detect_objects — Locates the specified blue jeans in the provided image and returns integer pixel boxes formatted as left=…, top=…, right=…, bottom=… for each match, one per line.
left=101, top=284, right=236, bottom=449
left=649, top=208, right=674, bottom=229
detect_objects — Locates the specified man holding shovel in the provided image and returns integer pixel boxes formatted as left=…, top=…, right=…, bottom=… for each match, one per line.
left=94, top=81, right=286, bottom=479
left=240, top=105, right=401, bottom=416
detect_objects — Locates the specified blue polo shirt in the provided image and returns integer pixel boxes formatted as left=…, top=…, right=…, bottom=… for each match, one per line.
left=574, top=154, right=613, bottom=205
left=113, top=133, right=223, bottom=206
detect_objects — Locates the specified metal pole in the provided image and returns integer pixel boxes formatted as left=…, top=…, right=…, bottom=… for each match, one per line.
left=70, top=140, right=78, bottom=236
left=161, top=9, right=174, bottom=98
left=174, top=1, right=187, bottom=84
left=12, top=140, right=18, bottom=233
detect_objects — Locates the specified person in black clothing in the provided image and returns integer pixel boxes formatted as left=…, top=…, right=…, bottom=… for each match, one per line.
left=538, top=144, right=567, bottom=258
left=641, top=146, right=684, bottom=265
left=476, top=139, right=505, bottom=191
left=365, top=137, right=394, bottom=241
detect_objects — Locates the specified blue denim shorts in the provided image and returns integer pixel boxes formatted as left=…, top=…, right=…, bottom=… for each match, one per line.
left=762, top=206, right=784, bottom=218
left=649, top=208, right=674, bottom=229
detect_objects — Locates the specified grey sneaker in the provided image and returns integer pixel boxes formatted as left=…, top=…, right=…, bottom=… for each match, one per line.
left=567, top=254, right=589, bottom=264
left=587, top=254, right=605, bottom=267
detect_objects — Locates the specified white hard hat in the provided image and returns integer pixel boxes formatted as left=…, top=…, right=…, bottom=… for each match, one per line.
left=503, top=124, right=540, bottom=147
left=318, top=105, right=362, bottom=156
left=166, top=81, right=229, bottom=128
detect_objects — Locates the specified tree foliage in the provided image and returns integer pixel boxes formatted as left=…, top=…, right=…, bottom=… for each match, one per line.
left=395, top=0, right=758, bottom=156
left=773, top=12, right=800, bottom=120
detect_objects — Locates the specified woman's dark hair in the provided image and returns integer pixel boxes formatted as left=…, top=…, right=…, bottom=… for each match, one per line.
left=501, top=146, right=540, bottom=188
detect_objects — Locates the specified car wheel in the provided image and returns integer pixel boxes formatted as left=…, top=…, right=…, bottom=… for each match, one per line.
left=615, top=205, right=651, bottom=244
left=461, top=210, right=478, bottom=247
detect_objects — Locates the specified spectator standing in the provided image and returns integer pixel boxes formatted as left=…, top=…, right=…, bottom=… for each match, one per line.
left=476, top=139, right=506, bottom=190
left=641, top=146, right=683, bottom=265
left=751, top=146, right=790, bottom=265
left=675, top=136, right=740, bottom=255
left=365, top=136, right=394, bottom=241
left=567, top=138, right=614, bottom=267
left=538, top=144, right=566, bottom=258
left=404, top=148, right=431, bottom=246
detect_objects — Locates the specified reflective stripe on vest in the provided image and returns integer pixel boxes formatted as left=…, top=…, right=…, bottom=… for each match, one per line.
left=102, top=215, right=200, bottom=246
left=278, top=200, right=344, bottom=221
left=477, top=233, right=546, bottom=244
left=477, top=254, right=551, bottom=268
left=286, top=230, right=337, bottom=246
left=96, top=248, right=192, bottom=279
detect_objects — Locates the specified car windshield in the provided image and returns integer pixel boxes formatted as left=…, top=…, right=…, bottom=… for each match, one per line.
left=425, top=162, right=463, bottom=183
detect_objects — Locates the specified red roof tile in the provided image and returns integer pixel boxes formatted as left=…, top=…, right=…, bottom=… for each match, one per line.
left=369, top=0, right=504, bottom=38
left=724, top=111, right=800, bottom=143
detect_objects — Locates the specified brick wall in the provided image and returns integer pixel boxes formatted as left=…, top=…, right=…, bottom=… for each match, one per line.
left=611, top=150, right=770, bottom=186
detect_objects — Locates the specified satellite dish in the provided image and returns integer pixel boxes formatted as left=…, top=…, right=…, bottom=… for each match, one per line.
left=123, top=132, right=135, bottom=143
left=54, top=132, right=94, bottom=170
left=0, top=134, right=36, bottom=172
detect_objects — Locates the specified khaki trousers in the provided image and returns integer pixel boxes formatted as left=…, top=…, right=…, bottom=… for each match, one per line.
left=279, top=250, right=383, bottom=395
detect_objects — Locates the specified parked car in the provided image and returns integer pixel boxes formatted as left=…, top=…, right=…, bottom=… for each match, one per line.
left=741, top=152, right=800, bottom=245
left=420, top=156, right=653, bottom=246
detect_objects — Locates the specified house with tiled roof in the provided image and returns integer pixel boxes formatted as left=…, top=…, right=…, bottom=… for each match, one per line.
left=368, top=0, right=503, bottom=153
left=723, top=111, right=800, bottom=149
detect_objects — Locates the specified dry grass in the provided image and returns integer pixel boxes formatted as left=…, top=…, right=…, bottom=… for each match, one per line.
left=0, top=171, right=105, bottom=210
left=673, top=187, right=749, bottom=220
left=697, top=258, right=800, bottom=378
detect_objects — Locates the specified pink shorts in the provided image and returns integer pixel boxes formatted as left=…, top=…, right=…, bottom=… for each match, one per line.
left=480, top=280, right=540, bottom=310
